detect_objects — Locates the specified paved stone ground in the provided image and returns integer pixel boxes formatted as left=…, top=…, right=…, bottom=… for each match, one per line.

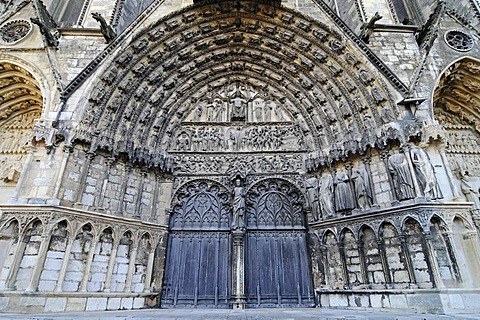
left=2, top=308, right=480, bottom=320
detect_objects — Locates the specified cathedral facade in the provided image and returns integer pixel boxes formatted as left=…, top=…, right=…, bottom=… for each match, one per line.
left=0, top=0, right=480, bottom=314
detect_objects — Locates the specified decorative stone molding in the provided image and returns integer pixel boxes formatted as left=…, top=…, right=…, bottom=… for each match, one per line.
left=0, top=19, right=32, bottom=45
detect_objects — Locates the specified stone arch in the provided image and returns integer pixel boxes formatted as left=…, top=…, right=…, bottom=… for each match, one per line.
left=429, top=215, right=462, bottom=288
left=0, top=60, right=44, bottom=202
left=0, top=218, right=19, bottom=290
left=359, top=224, right=385, bottom=288
left=110, top=230, right=134, bottom=292
left=12, top=218, right=44, bottom=291
left=322, top=229, right=344, bottom=289
left=38, top=220, right=70, bottom=292
left=432, top=56, right=480, bottom=181
left=87, top=227, right=114, bottom=292
left=62, top=223, right=95, bottom=292
left=402, top=217, right=433, bottom=288
left=339, top=227, right=361, bottom=287
left=450, top=216, right=480, bottom=287
left=75, top=0, right=403, bottom=169
left=379, top=221, right=409, bottom=288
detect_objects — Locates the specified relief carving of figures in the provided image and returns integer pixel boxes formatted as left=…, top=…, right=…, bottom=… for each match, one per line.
left=319, top=173, right=335, bottom=217
left=334, top=171, right=355, bottom=212
left=306, top=177, right=321, bottom=221
left=232, top=178, right=246, bottom=229
left=388, top=153, right=415, bottom=200
left=351, top=166, right=373, bottom=210
left=460, top=174, right=480, bottom=209
left=410, top=147, right=442, bottom=200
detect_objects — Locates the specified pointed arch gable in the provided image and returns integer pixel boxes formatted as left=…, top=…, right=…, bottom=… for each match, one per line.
left=72, top=0, right=406, bottom=170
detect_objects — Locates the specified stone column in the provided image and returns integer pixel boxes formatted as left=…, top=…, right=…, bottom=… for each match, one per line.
left=357, top=240, right=369, bottom=285
left=75, top=152, right=95, bottom=204
left=5, top=233, right=27, bottom=290
left=143, top=249, right=156, bottom=293
left=124, top=241, right=138, bottom=292
left=80, top=236, right=99, bottom=292
left=377, top=238, right=392, bottom=287
left=25, top=231, right=52, bottom=292
left=97, top=156, right=114, bottom=208
left=134, top=170, right=147, bottom=219
left=55, top=237, right=74, bottom=292
left=399, top=234, right=417, bottom=287
left=52, top=146, right=72, bottom=198
left=231, top=229, right=246, bottom=309
left=320, top=245, right=330, bottom=288
left=118, top=164, right=132, bottom=216
left=150, top=173, right=161, bottom=222
left=103, top=236, right=120, bottom=292
left=9, top=147, right=35, bottom=202
left=442, top=231, right=462, bottom=283
left=422, top=231, right=445, bottom=289
left=338, top=243, right=350, bottom=288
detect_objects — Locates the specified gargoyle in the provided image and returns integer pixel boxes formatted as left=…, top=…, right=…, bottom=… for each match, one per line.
left=92, top=12, right=116, bottom=44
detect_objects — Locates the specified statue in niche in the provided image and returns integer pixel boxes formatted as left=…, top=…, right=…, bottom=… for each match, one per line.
left=388, top=153, right=416, bottom=200
left=214, top=99, right=226, bottom=122
left=460, top=173, right=480, bottom=209
left=176, top=132, right=190, bottom=151
left=206, top=99, right=215, bottom=121
left=273, top=103, right=284, bottom=121
left=351, top=166, right=374, bottom=210
left=381, top=105, right=395, bottom=124
left=254, top=100, right=263, bottom=122
left=232, top=178, right=246, bottom=229
left=334, top=171, right=355, bottom=212
left=306, top=177, right=321, bottom=221
left=410, top=146, right=442, bottom=200
left=193, top=104, right=203, bottom=121
left=264, top=99, right=273, bottom=121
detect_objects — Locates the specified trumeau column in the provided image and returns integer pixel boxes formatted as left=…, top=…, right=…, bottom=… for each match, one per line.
left=231, top=229, right=246, bottom=309
left=53, top=146, right=72, bottom=199
left=422, top=231, right=445, bottom=289
left=80, top=235, right=99, bottom=292
left=55, top=236, right=74, bottom=292
left=104, top=236, right=120, bottom=292
left=124, top=240, right=138, bottom=293
left=25, top=230, right=52, bottom=292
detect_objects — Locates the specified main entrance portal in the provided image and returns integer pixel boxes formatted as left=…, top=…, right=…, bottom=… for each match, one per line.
left=162, top=178, right=313, bottom=308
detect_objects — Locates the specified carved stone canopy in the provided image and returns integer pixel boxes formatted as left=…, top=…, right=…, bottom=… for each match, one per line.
left=77, top=0, right=400, bottom=169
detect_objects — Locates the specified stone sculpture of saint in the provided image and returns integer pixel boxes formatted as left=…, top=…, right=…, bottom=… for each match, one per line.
left=388, top=153, right=415, bottom=200
left=306, top=177, right=321, bottom=221
left=232, top=178, right=246, bottom=229
left=410, top=146, right=442, bottom=200
left=351, top=166, right=373, bottom=210
left=334, top=171, right=355, bottom=212
left=319, top=173, right=335, bottom=217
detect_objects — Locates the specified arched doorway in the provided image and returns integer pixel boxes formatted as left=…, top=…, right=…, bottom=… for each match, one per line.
left=245, top=178, right=313, bottom=307
left=161, top=180, right=232, bottom=308
left=0, top=61, right=43, bottom=203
